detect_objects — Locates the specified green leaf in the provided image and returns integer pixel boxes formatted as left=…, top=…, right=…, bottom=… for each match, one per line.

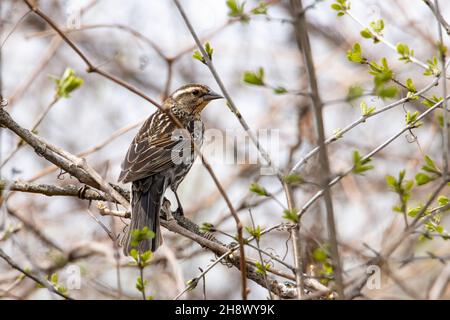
left=249, top=182, right=268, bottom=196
left=57, top=284, right=68, bottom=295
left=408, top=205, right=423, bottom=217
left=141, top=251, right=153, bottom=264
left=333, top=128, right=343, bottom=139
left=204, top=42, right=213, bottom=60
left=347, top=42, right=365, bottom=63
left=346, top=85, right=364, bottom=101
left=415, top=172, right=434, bottom=186
left=438, top=41, right=448, bottom=57
left=130, top=249, right=139, bottom=262
left=360, top=28, right=372, bottom=39
left=251, top=2, right=268, bottom=15
left=386, top=170, right=414, bottom=215
left=358, top=19, right=384, bottom=44
left=135, top=277, right=148, bottom=292
left=130, top=227, right=155, bottom=248
left=438, top=195, right=449, bottom=207
left=370, top=19, right=384, bottom=35
left=192, top=42, right=214, bottom=64
left=273, top=86, right=288, bottom=94
left=243, top=67, right=265, bottom=86
left=360, top=101, right=376, bottom=117
left=405, top=78, right=417, bottom=93
left=186, top=278, right=199, bottom=291
left=331, top=3, right=342, bottom=11
left=375, top=85, right=398, bottom=99
left=422, top=95, right=443, bottom=108
left=405, top=110, right=420, bottom=125
left=53, top=68, right=84, bottom=98
left=193, top=50, right=205, bottom=64
left=369, top=58, right=394, bottom=87
left=352, top=150, right=374, bottom=174
left=282, top=209, right=298, bottom=223
left=385, top=175, right=397, bottom=189
left=226, top=0, right=249, bottom=22
left=255, top=261, right=270, bottom=275
left=396, top=43, right=414, bottom=63
left=313, top=247, right=328, bottom=263
left=50, top=273, right=58, bottom=285
left=245, top=225, right=262, bottom=241
left=283, top=173, right=303, bottom=185
left=423, top=155, right=439, bottom=174
left=330, top=0, right=349, bottom=16
left=200, top=222, right=215, bottom=233
left=424, top=56, right=440, bottom=76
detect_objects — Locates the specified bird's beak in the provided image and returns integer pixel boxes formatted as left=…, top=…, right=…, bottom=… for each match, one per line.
left=204, top=90, right=223, bottom=101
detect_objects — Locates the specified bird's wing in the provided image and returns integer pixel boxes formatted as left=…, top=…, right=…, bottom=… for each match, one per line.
left=118, top=112, right=182, bottom=183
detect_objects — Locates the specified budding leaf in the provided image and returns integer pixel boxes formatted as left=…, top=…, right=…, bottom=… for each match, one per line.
left=243, top=67, right=265, bottom=86
left=251, top=2, right=268, bottom=15
left=273, top=86, right=288, bottom=94
left=249, top=182, right=268, bottom=196
left=245, top=225, right=262, bottom=241
left=283, top=173, right=303, bottom=185
left=282, top=209, right=298, bottom=223
left=360, top=101, right=375, bottom=117
left=346, top=85, right=364, bottom=101
left=424, top=56, right=440, bottom=76
left=352, top=150, right=374, bottom=174
left=227, top=0, right=249, bottom=22
left=330, top=0, right=349, bottom=16
left=53, top=68, right=84, bottom=98
left=415, top=173, right=434, bottom=186
left=347, top=43, right=365, bottom=63
left=131, top=227, right=155, bottom=248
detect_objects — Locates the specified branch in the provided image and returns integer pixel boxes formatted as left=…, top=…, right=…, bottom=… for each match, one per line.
left=423, top=0, right=450, bottom=35
left=0, top=180, right=115, bottom=202
left=20, top=2, right=247, bottom=297
left=2, top=178, right=332, bottom=298
left=290, top=0, right=345, bottom=299
left=290, top=78, right=439, bottom=173
left=172, top=0, right=280, bottom=178
left=297, top=93, right=448, bottom=219
left=0, top=249, right=72, bottom=300
left=435, top=0, right=449, bottom=178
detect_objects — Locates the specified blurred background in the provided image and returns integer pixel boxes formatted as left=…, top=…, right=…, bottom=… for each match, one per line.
left=1, top=0, right=450, bottom=299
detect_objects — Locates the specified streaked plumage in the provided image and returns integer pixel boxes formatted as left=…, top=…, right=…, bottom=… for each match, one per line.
left=119, top=84, right=223, bottom=254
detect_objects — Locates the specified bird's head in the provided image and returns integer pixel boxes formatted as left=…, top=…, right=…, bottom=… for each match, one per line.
left=169, top=84, right=223, bottom=115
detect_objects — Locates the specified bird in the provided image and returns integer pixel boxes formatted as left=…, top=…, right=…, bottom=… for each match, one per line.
left=118, top=84, right=223, bottom=255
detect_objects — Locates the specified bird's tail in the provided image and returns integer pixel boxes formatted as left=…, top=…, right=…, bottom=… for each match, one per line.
left=123, top=175, right=166, bottom=255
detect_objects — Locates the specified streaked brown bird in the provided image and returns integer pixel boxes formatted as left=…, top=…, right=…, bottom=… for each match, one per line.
left=118, top=84, right=223, bottom=254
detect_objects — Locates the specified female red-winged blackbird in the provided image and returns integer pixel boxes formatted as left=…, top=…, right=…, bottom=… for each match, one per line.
left=118, top=84, right=223, bottom=254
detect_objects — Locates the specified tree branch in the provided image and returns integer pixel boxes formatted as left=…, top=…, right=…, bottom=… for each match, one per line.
left=290, top=0, right=345, bottom=299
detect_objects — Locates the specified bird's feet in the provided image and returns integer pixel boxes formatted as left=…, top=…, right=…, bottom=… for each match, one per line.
left=161, top=198, right=175, bottom=221
left=202, top=231, right=217, bottom=242
left=174, top=205, right=184, bottom=217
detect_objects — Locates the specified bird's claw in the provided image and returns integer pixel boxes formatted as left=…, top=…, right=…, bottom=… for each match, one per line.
left=202, top=231, right=216, bottom=242
left=161, top=198, right=175, bottom=221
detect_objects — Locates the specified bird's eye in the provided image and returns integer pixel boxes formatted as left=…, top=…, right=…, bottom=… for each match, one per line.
left=192, top=90, right=200, bottom=96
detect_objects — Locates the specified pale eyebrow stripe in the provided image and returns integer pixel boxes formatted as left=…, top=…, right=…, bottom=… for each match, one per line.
left=172, top=86, right=203, bottom=99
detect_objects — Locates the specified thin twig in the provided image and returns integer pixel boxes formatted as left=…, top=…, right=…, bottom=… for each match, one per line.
left=435, top=0, right=449, bottom=178
left=423, top=0, right=450, bottom=35
left=172, top=0, right=280, bottom=179
left=290, top=0, right=344, bottom=299
left=0, top=249, right=72, bottom=300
